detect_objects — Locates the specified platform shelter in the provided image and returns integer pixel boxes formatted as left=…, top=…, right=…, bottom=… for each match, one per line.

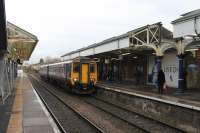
left=61, top=20, right=200, bottom=93
left=0, top=22, right=38, bottom=103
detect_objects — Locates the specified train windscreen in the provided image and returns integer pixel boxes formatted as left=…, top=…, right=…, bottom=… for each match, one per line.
left=73, top=63, right=80, bottom=73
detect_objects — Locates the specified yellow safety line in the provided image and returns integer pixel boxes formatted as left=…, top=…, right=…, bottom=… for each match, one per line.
left=7, top=78, right=23, bottom=133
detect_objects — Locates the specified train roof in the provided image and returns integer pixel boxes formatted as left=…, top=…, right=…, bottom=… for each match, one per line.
left=40, top=57, right=96, bottom=68
left=41, top=57, right=95, bottom=68
left=40, top=60, right=72, bottom=68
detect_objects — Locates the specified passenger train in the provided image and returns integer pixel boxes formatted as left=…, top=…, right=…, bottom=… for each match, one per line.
left=39, top=57, right=97, bottom=94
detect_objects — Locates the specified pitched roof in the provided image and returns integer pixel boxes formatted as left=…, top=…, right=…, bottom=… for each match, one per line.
left=61, top=33, right=129, bottom=57
left=172, top=9, right=200, bottom=24
left=61, top=22, right=172, bottom=57
left=7, top=22, right=39, bottom=61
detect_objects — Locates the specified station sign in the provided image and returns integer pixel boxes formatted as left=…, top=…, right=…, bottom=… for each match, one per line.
left=162, top=52, right=179, bottom=88
left=147, top=52, right=179, bottom=88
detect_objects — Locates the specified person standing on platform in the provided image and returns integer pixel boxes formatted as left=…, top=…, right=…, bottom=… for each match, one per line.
left=157, top=69, right=165, bottom=94
left=135, top=68, right=141, bottom=85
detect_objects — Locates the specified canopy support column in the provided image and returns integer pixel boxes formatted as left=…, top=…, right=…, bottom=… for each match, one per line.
left=0, top=0, right=7, bottom=53
left=156, top=56, right=163, bottom=72
left=177, top=54, right=185, bottom=93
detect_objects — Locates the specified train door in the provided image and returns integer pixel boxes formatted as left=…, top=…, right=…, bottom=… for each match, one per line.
left=81, top=64, right=89, bottom=84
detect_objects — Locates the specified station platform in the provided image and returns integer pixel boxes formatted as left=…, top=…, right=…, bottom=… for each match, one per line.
left=96, top=81, right=200, bottom=132
left=6, top=73, right=59, bottom=133
left=96, top=81, right=200, bottom=110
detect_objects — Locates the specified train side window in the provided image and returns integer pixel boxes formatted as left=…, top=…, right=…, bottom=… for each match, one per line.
left=66, top=64, right=71, bottom=72
left=73, top=63, right=80, bottom=73
left=66, top=64, right=71, bottom=78
left=90, top=64, right=95, bottom=73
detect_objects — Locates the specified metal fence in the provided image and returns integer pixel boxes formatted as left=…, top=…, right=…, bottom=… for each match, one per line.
left=0, top=59, right=16, bottom=104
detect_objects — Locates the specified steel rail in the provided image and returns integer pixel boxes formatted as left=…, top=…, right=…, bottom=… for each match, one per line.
left=84, top=97, right=150, bottom=133
left=89, top=96, right=185, bottom=133
left=30, top=75, right=105, bottom=133
left=31, top=78, right=67, bottom=133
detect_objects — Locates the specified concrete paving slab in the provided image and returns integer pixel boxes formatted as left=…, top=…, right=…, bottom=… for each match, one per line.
left=23, top=111, right=46, bottom=118
left=0, top=92, right=15, bottom=133
left=6, top=74, right=59, bottom=133
left=24, top=126, right=54, bottom=133
left=23, top=117, right=50, bottom=127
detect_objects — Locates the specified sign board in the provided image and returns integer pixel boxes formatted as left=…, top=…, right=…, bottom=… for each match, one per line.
left=147, top=52, right=179, bottom=88
left=173, top=18, right=200, bottom=38
left=162, top=52, right=179, bottom=88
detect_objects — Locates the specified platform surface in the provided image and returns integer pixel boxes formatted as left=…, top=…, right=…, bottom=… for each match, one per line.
left=97, top=81, right=200, bottom=111
left=6, top=73, right=59, bottom=133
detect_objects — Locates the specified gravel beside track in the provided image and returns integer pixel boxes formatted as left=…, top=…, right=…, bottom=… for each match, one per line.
left=29, top=75, right=145, bottom=133
left=83, top=96, right=184, bottom=133
left=29, top=76, right=102, bottom=133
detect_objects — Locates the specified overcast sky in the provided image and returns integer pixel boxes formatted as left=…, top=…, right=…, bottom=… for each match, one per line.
left=5, top=0, right=200, bottom=63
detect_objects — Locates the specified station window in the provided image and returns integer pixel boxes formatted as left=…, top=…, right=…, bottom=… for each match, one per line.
left=73, top=63, right=80, bottom=73
left=90, top=64, right=95, bottom=73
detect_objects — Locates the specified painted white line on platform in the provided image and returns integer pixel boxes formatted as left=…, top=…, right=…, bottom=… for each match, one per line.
left=31, top=83, right=61, bottom=133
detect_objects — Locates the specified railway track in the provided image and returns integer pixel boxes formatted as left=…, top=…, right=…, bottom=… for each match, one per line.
left=29, top=75, right=147, bottom=133
left=29, top=76, right=104, bottom=133
left=29, top=74, right=185, bottom=133
left=83, top=96, right=185, bottom=133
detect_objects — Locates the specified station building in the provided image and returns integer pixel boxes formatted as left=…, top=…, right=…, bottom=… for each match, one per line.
left=0, top=22, right=38, bottom=103
left=61, top=10, right=200, bottom=93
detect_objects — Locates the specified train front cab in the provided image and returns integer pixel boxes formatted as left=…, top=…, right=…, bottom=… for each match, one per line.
left=71, top=59, right=97, bottom=94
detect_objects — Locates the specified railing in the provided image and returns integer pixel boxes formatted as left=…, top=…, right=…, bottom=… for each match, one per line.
left=0, top=59, right=15, bottom=104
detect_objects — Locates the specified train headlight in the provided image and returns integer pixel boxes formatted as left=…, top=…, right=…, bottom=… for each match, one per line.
left=90, top=78, right=95, bottom=82
left=73, top=78, right=79, bottom=82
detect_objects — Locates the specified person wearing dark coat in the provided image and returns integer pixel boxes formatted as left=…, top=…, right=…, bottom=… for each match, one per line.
left=157, top=69, right=165, bottom=94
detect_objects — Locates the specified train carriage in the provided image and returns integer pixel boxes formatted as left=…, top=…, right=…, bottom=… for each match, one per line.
left=39, top=57, right=97, bottom=94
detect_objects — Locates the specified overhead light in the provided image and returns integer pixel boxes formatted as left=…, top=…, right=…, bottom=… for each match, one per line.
left=93, top=58, right=99, bottom=60
left=133, top=56, right=138, bottom=59
left=152, top=53, right=156, bottom=55
left=111, top=58, right=118, bottom=60
left=185, top=48, right=198, bottom=51
left=121, top=52, right=131, bottom=56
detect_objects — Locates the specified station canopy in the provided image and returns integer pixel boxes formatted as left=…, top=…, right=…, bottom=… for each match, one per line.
left=7, top=22, right=38, bottom=62
left=61, top=22, right=173, bottom=61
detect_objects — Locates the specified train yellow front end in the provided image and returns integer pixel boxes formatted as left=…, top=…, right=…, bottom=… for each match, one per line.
left=39, top=57, right=97, bottom=95
left=70, top=57, right=97, bottom=94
